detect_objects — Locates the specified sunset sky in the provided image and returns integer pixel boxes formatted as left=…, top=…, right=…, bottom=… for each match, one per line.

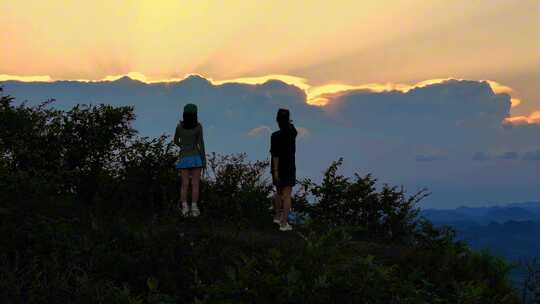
left=2, top=0, right=540, bottom=117
left=3, top=1, right=540, bottom=206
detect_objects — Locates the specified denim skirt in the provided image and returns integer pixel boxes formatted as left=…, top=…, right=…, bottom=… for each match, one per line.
left=176, top=155, right=203, bottom=169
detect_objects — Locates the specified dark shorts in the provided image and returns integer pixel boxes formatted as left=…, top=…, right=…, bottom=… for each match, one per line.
left=273, top=170, right=296, bottom=187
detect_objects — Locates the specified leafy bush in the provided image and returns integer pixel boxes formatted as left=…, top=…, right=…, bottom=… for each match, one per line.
left=105, top=135, right=179, bottom=215
left=519, top=258, right=540, bottom=303
left=297, top=158, right=428, bottom=242
left=202, top=153, right=273, bottom=227
left=0, top=91, right=135, bottom=211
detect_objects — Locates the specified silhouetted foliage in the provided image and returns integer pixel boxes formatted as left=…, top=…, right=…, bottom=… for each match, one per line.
left=202, top=153, right=273, bottom=227
left=296, top=158, right=428, bottom=242
left=0, top=91, right=136, bottom=211
left=0, top=90, right=521, bottom=303
left=519, top=258, right=540, bottom=303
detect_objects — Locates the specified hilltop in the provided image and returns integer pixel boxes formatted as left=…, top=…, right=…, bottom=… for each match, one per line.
left=0, top=89, right=526, bottom=303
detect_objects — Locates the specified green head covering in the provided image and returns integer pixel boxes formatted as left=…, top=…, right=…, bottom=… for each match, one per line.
left=183, top=103, right=198, bottom=114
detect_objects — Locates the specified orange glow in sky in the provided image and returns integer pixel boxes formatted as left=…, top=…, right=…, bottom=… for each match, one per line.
left=1, top=0, right=540, bottom=119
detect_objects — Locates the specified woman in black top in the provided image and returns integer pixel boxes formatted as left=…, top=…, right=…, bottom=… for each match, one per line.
left=270, top=108, right=297, bottom=231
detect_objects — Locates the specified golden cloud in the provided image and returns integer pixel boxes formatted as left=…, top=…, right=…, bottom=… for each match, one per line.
left=0, top=73, right=526, bottom=113
left=0, top=74, right=53, bottom=82
left=505, top=111, right=540, bottom=125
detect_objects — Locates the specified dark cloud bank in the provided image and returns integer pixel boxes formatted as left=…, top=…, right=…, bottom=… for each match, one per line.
left=2, top=76, right=540, bottom=207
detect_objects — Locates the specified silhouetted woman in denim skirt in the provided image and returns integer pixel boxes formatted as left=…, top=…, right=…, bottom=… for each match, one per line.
left=173, top=103, right=206, bottom=217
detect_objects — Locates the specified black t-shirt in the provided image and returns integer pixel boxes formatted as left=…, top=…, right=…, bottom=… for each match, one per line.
left=270, top=124, right=297, bottom=185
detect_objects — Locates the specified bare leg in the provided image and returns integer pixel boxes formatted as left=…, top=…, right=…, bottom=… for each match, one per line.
left=180, top=169, right=190, bottom=204
left=191, top=168, right=202, bottom=204
left=280, top=186, right=292, bottom=224
left=274, top=187, right=283, bottom=221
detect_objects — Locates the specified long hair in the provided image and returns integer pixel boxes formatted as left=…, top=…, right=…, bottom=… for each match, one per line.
left=182, top=112, right=198, bottom=129
left=276, top=108, right=291, bottom=130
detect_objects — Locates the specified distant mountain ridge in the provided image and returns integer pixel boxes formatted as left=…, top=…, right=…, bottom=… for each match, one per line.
left=422, top=201, right=540, bottom=225
left=422, top=202, right=540, bottom=262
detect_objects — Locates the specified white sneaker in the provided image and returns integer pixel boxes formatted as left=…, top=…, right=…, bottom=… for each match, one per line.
left=273, top=211, right=282, bottom=224
left=279, top=223, right=293, bottom=232
left=191, top=204, right=200, bottom=217
left=181, top=203, right=190, bottom=216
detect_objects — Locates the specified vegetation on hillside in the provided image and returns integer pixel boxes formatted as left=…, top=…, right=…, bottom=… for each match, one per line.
left=0, top=89, right=528, bottom=303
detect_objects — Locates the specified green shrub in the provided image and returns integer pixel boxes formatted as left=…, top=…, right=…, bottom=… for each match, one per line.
left=297, top=158, right=428, bottom=242
left=201, top=153, right=273, bottom=228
